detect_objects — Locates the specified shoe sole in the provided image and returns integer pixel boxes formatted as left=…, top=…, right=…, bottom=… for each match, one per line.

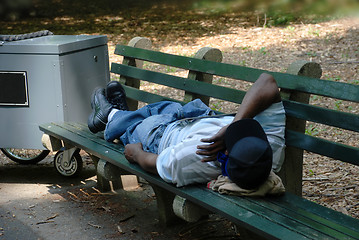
left=88, top=88, right=106, bottom=133
left=106, top=81, right=129, bottom=110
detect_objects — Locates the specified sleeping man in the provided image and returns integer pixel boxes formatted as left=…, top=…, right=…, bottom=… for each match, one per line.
left=88, top=73, right=286, bottom=190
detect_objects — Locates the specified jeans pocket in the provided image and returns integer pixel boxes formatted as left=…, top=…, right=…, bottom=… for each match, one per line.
left=144, top=124, right=168, bottom=153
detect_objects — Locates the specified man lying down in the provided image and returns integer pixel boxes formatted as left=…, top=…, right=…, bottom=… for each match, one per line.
left=88, top=73, right=286, bottom=196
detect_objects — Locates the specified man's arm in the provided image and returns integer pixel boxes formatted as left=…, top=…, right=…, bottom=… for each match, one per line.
left=197, top=73, right=281, bottom=161
left=124, top=143, right=158, bottom=174
left=232, top=73, right=281, bottom=120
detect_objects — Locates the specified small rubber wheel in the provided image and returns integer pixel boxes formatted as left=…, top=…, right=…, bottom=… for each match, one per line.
left=1, top=148, right=50, bottom=164
left=53, top=150, right=83, bottom=177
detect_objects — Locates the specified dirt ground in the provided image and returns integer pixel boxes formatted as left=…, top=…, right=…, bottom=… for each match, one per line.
left=0, top=153, right=240, bottom=240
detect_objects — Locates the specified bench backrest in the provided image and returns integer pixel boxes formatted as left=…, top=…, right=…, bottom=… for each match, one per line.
left=111, top=37, right=359, bottom=195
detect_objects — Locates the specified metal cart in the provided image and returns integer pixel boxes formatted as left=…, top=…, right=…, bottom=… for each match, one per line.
left=0, top=32, right=110, bottom=176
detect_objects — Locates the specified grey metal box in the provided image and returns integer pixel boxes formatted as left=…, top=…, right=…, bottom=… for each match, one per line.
left=0, top=35, right=110, bottom=149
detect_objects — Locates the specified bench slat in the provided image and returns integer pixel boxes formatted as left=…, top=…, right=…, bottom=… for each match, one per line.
left=122, top=85, right=184, bottom=104
left=191, top=189, right=344, bottom=240
left=207, top=190, right=358, bottom=239
left=111, top=63, right=246, bottom=103
left=115, top=45, right=359, bottom=102
left=39, top=122, right=359, bottom=240
left=283, top=100, right=359, bottom=132
left=182, top=188, right=331, bottom=239
left=269, top=194, right=359, bottom=235
left=243, top=197, right=359, bottom=239
left=286, top=129, right=359, bottom=165
left=274, top=76, right=359, bottom=103
left=122, top=85, right=228, bottom=115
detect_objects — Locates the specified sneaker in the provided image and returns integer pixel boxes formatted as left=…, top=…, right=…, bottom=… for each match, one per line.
left=106, top=81, right=129, bottom=111
left=88, top=88, right=113, bottom=133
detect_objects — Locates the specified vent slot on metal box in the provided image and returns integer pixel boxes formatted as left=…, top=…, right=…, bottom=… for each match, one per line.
left=0, top=71, right=29, bottom=106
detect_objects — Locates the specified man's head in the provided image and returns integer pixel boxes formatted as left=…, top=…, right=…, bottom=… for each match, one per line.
left=223, top=119, right=272, bottom=189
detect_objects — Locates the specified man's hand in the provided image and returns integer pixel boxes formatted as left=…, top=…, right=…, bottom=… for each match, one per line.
left=196, top=125, right=228, bottom=162
left=124, top=142, right=143, bottom=163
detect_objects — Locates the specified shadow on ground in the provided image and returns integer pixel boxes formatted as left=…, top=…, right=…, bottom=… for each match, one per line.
left=0, top=155, right=240, bottom=239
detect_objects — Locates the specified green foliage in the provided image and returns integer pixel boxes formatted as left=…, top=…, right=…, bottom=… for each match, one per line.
left=258, top=47, right=267, bottom=55
left=310, top=95, right=322, bottom=101
left=240, top=46, right=253, bottom=55
left=211, top=101, right=222, bottom=111
left=266, top=12, right=295, bottom=27
left=215, top=77, right=224, bottom=84
left=308, top=27, right=320, bottom=37
left=165, top=66, right=177, bottom=73
left=238, top=60, right=246, bottom=66
left=286, top=26, right=295, bottom=32
left=305, top=124, right=320, bottom=136
left=324, top=74, right=341, bottom=81
left=306, top=51, right=317, bottom=57
left=334, top=100, right=343, bottom=110
left=331, top=76, right=341, bottom=81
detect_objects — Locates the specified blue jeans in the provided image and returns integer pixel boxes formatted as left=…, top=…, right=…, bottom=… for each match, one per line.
left=104, top=99, right=214, bottom=153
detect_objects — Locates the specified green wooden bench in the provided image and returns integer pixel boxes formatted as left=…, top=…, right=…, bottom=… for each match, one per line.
left=39, top=37, right=359, bottom=239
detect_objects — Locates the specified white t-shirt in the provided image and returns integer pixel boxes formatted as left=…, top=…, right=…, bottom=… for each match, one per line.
left=156, top=102, right=286, bottom=187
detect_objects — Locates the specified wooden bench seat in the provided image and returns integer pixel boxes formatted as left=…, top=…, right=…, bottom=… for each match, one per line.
left=39, top=37, right=359, bottom=239
left=40, top=121, right=359, bottom=239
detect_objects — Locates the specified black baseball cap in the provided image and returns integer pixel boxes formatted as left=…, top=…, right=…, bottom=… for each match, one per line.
left=224, top=119, right=272, bottom=190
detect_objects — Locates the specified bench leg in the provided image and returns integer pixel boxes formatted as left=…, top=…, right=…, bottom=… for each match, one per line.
left=172, top=195, right=209, bottom=223
left=90, top=156, right=138, bottom=192
left=90, top=155, right=114, bottom=192
left=97, top=158, right=127, bottom=190
left=41, top=134, right=63, bottom=152
left=150, top=184, right=182, bottom=226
